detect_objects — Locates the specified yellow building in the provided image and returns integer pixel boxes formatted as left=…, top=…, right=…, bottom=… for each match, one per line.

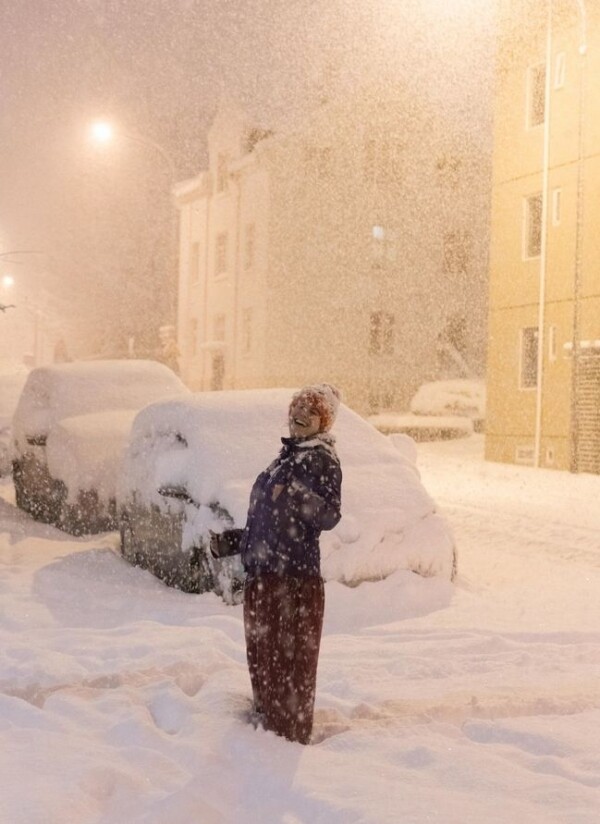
left=487, top=0, right=600, bottom=473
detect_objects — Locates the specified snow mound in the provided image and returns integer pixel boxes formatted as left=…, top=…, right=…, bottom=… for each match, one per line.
left=119, top=389, right=455, bottom=583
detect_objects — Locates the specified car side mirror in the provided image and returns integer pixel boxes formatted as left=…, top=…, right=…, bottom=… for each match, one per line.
left=26, top=434, right=47, bottom=447
left=158, top=485, right=194, bottom=505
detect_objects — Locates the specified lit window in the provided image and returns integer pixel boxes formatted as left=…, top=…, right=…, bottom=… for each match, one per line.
left=527, top=63, right=546, bottom=127
left=215, top=232, right=227, bottom=275
left=369, top=311, right=395, bottom=356
left=372, top=226, right=397, bottom=265
left=524, top=194, right=543, bottom=258
left=520, top=327, right=539, bottom=389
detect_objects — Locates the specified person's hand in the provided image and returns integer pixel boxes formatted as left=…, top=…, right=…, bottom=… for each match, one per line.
left=271, top=484, right=285, bottom=501
left=209, top=530, right=220, bottom=558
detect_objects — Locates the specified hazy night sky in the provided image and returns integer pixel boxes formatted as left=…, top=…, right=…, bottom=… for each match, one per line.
left=0, top=0, right=494, bottom=350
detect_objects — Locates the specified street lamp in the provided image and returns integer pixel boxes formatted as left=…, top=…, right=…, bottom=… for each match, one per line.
left=87, top=118, right=179, bottom=327
left=2, top=275, right=14, bottom=289
left=534, top=0, right=588, bottom=470
left=88, top=119, right=176, bottom=178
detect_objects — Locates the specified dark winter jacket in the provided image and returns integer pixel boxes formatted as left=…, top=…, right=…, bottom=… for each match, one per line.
left=214, top=434, right=342, bottom=578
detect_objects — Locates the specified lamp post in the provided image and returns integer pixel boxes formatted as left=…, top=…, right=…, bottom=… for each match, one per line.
left=88, top=120, right=178, bottom=327
left=533, top=0, right=587, bottom=469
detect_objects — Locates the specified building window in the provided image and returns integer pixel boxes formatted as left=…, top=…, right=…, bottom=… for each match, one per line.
left=524, top=193, right=543, bottom=259
left=520, top=327, right=539, bottom=389
left=216, top=153, right=228, bottom=193
left=364, top=138, right=404, bottom=184
left=552, top=188, right=562, bottom=226
left=443, top=230, right=471, bottom=274
left=369, top=311, right=395, bottom=355
left=554, top=52, right=566, bottom=89
left=244, top=224, right=255, bottom=270
left=190, top=242, right=201, bottom=283
left=214, top=314, right=226, bottom=342
left=189, top=318, right=198, bottom=356
left=527, top=63, right=546, bottom=127
left=304, top=144, right=332, bottom=178
left=515, top=445, right=535, bottom=465
left=372, top=225, right=397, bottom=266
left=436, top=154, right=462, bottom=189
left=242, top=308, right=252, bottom=353
left=215, top=232, right=227, bottom=275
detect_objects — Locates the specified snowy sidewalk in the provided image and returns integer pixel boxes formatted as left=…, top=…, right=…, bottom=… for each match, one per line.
left=1, top=437, right=600, bottom=823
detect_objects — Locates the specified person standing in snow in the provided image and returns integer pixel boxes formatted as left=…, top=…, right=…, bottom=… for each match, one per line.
left=210, top=383, right=343, bottom=745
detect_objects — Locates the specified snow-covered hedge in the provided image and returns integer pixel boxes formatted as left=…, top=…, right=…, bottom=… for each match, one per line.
left=119, top=389, right=456, bottom=583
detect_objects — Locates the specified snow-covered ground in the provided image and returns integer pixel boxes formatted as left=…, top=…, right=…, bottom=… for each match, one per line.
left=1, top=435, right=600, bottom=823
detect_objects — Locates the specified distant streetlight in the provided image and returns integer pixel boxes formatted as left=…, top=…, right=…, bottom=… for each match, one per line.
left=2, top=275, right=14, bottom=289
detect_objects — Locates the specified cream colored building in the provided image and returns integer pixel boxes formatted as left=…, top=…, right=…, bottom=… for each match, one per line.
left=175, top=93, right=490, bottom=415
left=486, top=0, right=600, bottom=472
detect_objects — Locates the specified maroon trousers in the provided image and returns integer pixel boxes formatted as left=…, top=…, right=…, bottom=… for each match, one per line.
left=243, top=572, right=325, bottom=745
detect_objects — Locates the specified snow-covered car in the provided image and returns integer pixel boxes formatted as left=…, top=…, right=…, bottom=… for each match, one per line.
left=369, top=379, right=485, bottom=441
left=117, top=389, right=456, bottom=602
left=410, top=379, right=486, bottom=432
left=12, top=360, right=189, bottom=534
left=0, top=367, right=29, bottom=477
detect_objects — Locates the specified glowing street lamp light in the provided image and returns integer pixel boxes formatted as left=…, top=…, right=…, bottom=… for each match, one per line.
left=87, top=119, right=178, bottom=320
left=2, top=275, right=14, bottom=289
left=89, top=120, right=115, bottom=144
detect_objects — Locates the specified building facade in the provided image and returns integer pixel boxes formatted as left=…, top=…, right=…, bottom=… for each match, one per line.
left=486, top=0, right=600, bottom=472
left=175, top=93, right=490, bottom=415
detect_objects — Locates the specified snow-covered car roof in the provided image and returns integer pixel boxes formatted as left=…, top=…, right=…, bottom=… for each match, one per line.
left=13, top=360, right=188, bottom=451
left=410, top=379, right=486, bottom=419
left=119, top=389, right=455, bottom=582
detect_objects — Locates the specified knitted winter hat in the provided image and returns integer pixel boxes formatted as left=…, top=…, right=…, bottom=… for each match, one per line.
left=290, top=383, right=342, bottom=432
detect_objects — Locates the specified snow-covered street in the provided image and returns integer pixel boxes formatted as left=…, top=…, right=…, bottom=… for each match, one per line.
left=2, top=435, right=600, bottom=824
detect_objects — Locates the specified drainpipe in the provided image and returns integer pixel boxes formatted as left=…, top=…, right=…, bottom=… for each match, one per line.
left=569, top=0, right=588, bottom=472
left=231, top=169, right=243, bottom=386
left=202, top=176, right=211, bottom=390
left=534, top=0, right=554, bottom=468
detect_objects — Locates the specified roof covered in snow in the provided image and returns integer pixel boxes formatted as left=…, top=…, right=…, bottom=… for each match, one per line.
left=13, top=360, right=188, bottom=452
